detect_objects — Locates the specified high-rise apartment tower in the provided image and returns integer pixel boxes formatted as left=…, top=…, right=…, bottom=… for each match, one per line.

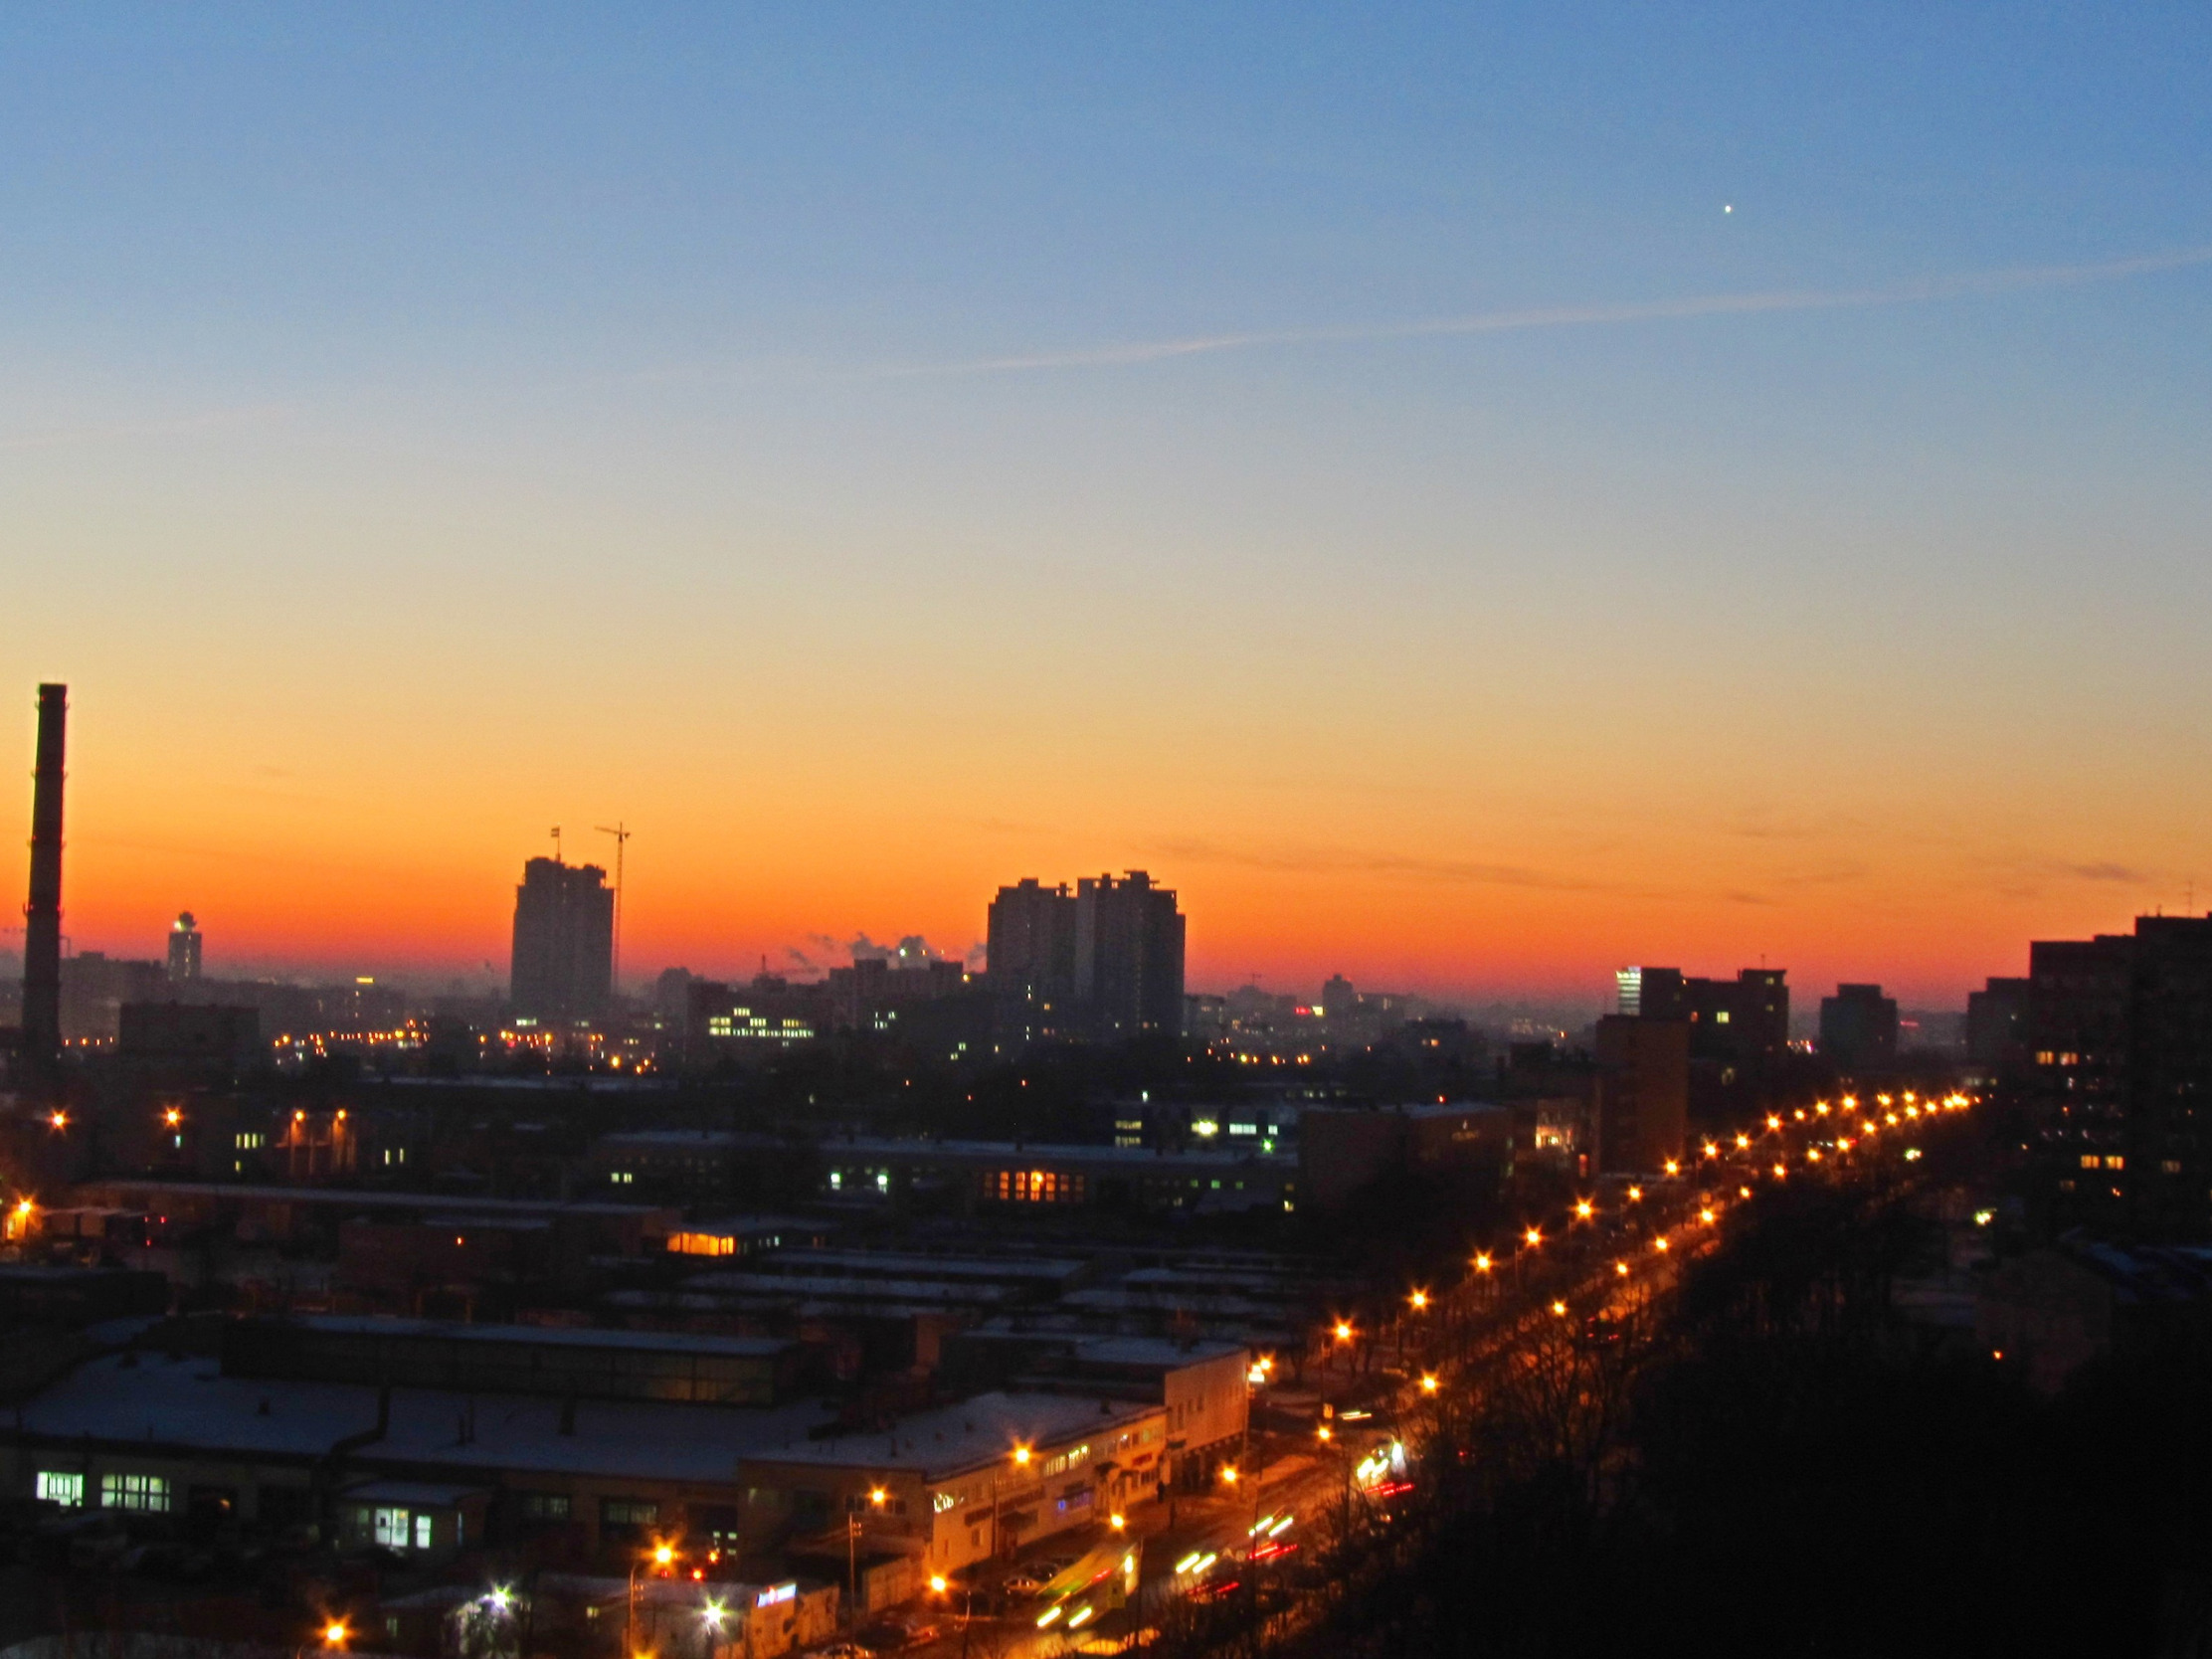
left=167, top=911, right=203, bottom=983
left=509, top=857, right=615, bottom=1021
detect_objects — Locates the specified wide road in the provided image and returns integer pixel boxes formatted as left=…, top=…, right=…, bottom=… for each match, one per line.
left=899, top=1092, right=1972, bottom=1658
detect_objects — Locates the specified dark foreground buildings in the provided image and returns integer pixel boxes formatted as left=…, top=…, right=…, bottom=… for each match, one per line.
left=2028, top=913, right=2212, bottom=1239
left=1820, top=983, right=1900, bottom=1070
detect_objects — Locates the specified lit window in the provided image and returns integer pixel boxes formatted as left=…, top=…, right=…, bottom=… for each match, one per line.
left=2107, top=1156, right=2125, bottom=1171
left=37, top=1471, right=84, bottom=1508
left=416, top=1514, right=434, bottom=1550
left=2081, top=1155, right=2101, bottom=1169
left=101, top=1473, right=171, bottom=1513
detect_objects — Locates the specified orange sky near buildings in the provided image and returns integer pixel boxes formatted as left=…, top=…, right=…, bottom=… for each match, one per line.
left=12, top=661, right=2194, bottom=1012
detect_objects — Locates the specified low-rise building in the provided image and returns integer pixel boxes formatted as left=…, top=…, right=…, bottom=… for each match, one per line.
left=738, top=1390, right=1167, bottom=1580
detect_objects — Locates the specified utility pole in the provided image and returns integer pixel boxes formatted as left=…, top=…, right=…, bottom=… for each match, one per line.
left=597, top=824, right=632, bottom=993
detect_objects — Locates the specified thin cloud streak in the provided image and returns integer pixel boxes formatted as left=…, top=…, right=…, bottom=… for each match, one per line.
left=890, top=245, right=2212, bottom=379
left=1148, top=834, right=1625, bottom=896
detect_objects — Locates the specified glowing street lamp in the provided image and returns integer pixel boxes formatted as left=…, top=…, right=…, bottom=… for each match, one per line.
left=1663, top=1159, right=1680, bottom=1177
left=1472, top=1252, right=1493, bottom=1274
left=1613, top=1260, right=1629, bottom=1277
left=1573, top=1198, right=1594, bottom=1221
left=1550, top=1299, right=1568, bottom=1317
left=1012, top=1444, right=1032, bottom=1467
left=1408, top=1289, right=1429, bottom=1311
left=1523, top=1227, right=1543, bottom=1249
left=322, top=1623, right=350, bottom=1650
left=1419, top=1373, right=1439, bottom=1394
left=1626, top=1186, right=1643, bottom=1203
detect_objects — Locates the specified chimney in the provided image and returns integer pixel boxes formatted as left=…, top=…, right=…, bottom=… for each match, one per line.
left=20, top=684, right=66, bottom=1094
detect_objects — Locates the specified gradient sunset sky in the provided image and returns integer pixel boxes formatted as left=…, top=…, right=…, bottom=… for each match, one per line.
left=5, top=6, right=2209, bottom=1008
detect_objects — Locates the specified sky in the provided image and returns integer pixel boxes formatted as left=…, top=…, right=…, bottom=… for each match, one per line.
left=3, top=4, right=2209, bottom=1008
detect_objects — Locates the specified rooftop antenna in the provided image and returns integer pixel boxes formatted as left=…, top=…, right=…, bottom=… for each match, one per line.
left=550, top=827, right=562, bottom=865
left=596, top=823, right=632, bottom=991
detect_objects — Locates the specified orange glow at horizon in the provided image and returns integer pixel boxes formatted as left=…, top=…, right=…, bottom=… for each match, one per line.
left=6, top=661, right=2197, bottom=1007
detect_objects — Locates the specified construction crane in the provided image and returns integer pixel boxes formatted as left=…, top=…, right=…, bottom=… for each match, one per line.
left=597, top=824, right=633, bottom=992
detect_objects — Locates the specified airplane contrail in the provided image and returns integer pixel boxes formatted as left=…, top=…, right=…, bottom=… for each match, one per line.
left=884, top=244, right=2212, bottom=379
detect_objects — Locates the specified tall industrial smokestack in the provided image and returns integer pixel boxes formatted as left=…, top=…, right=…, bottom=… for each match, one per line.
left=20, top=683, right=66, bottom=1092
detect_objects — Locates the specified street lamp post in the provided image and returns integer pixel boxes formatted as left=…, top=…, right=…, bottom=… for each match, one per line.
left=628, top=1542, right=675, bottom=1658
left=844, top=1486, right=888, bottom=1624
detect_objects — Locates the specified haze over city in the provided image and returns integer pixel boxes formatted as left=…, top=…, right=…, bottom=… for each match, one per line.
left=10, top=11, right=2212, bottom=1659
left=8, top=7, right=2209, bottom=1006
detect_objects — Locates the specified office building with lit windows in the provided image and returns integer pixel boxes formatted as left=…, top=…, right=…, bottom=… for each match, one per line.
left=1618, top=965, right=1788, bottom=1067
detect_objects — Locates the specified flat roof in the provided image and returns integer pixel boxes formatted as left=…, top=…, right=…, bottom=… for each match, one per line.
left=677, top=1215, right=831, bottom=1236
left=606, top=1290, right=991, bottom=1323
left=680, top=1273, right=1011, bottom=1307
left=1121, top=1267, right=1314, bottom=1296
left=278, top=1315, right=796, bottom=1360
left=21, top=1352, right=835, bottom=1482
left=1060, top=1288, right=1296, bottom=1320
left=1071, top=1337, right=1247, bottom=1370
left=0, top=1264, right=158, bottom=1284
left=341, top=1479, right=487, bottom=1506
left=78, top=1181, right=673, bottom=1220
left=758, top=1249, right=1086, bottom=1283
left=743, top=1390, right=1160, bottom=1481
left=599, top=1131, right=1294, bottom=1170
left=814, top=1137, right=1297, bottom=1170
